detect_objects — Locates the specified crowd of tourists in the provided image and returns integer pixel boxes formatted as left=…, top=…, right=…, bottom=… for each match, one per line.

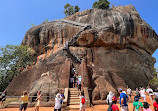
left=106, top=87, right=158, bottom=111
left=2, top=74, right=158, bottom=111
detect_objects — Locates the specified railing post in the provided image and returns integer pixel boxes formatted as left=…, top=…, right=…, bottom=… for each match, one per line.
left=63, top=88, right=69, bottom=106
left=83, top=87, right=90, bottom=107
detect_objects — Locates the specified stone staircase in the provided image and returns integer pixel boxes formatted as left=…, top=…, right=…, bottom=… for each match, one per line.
left=68, top=88, right=80, bottom=110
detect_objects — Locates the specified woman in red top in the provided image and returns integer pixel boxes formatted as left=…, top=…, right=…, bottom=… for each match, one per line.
left=111, top=97, right=119, bottom=111
left=153, top=98, right=158, bottom=111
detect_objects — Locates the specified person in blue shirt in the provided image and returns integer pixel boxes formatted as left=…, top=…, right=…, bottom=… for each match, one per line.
left=118, top=88, right=129, bottom=111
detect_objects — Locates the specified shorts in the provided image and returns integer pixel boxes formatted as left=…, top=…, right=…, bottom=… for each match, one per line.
left=80, top=104, right=85, bottom=110
left=141, top=95, right=146, bottom=101
left=19, top=103, right=28, bottom=111
left=36, top=100, right=41, bottom=106
left=121, top=106, right=128, bottom=111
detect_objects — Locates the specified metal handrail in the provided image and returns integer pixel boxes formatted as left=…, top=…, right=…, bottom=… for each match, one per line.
left=6, top=96, right=56, bottom=98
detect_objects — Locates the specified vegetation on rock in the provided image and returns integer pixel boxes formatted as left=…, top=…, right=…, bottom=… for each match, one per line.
left=0, top=45, right=35, bottom=91
left=93, top=0, right=110, bottom=9
left=149, top=68, right=158, bottom=85
left=64, top=3, right=80, bottom=16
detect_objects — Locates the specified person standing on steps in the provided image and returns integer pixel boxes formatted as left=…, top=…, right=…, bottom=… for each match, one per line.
left=19, top=91, right=29, bottom=111
left=70, top=76, right=74, bottom=88
left=54, top=93, right=63, bottom=111
left=0, top=91, right=7, bottom=109
left=73, top=74, right=77, bottom=88
left=118, top=88, right=129, bottom=111
left=78, top=79, right=82, bottom=94
left=80, top=92, right=85, bottom=111
left=78, top=75, right=82, bottom=82
left=34, top=91, right=42, bottom=111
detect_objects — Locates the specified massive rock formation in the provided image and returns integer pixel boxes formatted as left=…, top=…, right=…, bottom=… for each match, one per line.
left=6, top=5, right=158, bottom=103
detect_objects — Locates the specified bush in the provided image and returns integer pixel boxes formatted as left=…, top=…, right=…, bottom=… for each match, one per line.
left=93, top=0, right=110, bottom=10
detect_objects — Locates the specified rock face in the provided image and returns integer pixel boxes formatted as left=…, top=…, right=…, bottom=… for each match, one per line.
left=6, top=5, right=158, bottom=103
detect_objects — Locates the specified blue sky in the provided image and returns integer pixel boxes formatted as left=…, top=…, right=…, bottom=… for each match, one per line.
left=0, top=0, right=157, bottom=67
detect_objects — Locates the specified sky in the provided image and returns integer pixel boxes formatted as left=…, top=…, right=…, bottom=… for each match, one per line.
left=0, top=0, right=157, bottom=67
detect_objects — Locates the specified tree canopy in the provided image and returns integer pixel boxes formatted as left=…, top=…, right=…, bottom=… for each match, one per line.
left=93, top=0, right=110, bottom=10
left=0, top=45, right=35, bottom=91
left=64, top=3, right=80, bottom=16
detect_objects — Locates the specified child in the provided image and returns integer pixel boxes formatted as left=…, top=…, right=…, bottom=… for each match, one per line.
left=143, top=102, right=152, bottom=111
left=111, top=97, right=119, bottom=111
left=133, top=96, right=143, bottom=111
left=19, top=91, right=29, bottom=111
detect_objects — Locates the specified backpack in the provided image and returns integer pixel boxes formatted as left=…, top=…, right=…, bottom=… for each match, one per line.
left=81, top=97, right=85, bottom=104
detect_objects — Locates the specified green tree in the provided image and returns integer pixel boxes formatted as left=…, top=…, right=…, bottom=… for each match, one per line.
left=74, top=6, right=80, bottom=13
left=0, top=45, right=35, bottom=91
left=149, top=68, right=158, bottom=85
left=93, top=0, right=110, bottom=10
left=64, top=3, right=80, bottom=16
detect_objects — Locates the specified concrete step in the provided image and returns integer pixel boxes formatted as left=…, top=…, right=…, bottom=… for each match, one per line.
left=69, top=94, right=79, bottom=97
left=69, top=88, right=78, bottom=91
left=69, top=96, right=80, bottom=99
left=68, top=105, right=80, bottom=110
left=69, top=99, right=80, bottom=102
left=69, top=92, right=78, bottom=94
left=69, top=90, right=78, bottom=92
left=69, top=101, right=80, bottom=105
left=69, top=94, right=78, bottom=96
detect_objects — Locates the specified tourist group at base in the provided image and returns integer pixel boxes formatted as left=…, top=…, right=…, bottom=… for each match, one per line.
left=106, top=87, right=158, bottom=111
left=2, top=84, right=158, bottom=111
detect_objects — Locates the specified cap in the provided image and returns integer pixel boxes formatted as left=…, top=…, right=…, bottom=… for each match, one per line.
left=112, top=97, right=118, bottom=102
left=134, top=96, right=140, bottom=101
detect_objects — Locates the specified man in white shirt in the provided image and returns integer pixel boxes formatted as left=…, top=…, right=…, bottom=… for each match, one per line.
left=54, top=93, right=62, bottom=111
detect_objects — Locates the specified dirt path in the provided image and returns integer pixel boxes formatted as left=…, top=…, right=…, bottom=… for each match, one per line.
left=1, top=95, right=155, bottom=111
